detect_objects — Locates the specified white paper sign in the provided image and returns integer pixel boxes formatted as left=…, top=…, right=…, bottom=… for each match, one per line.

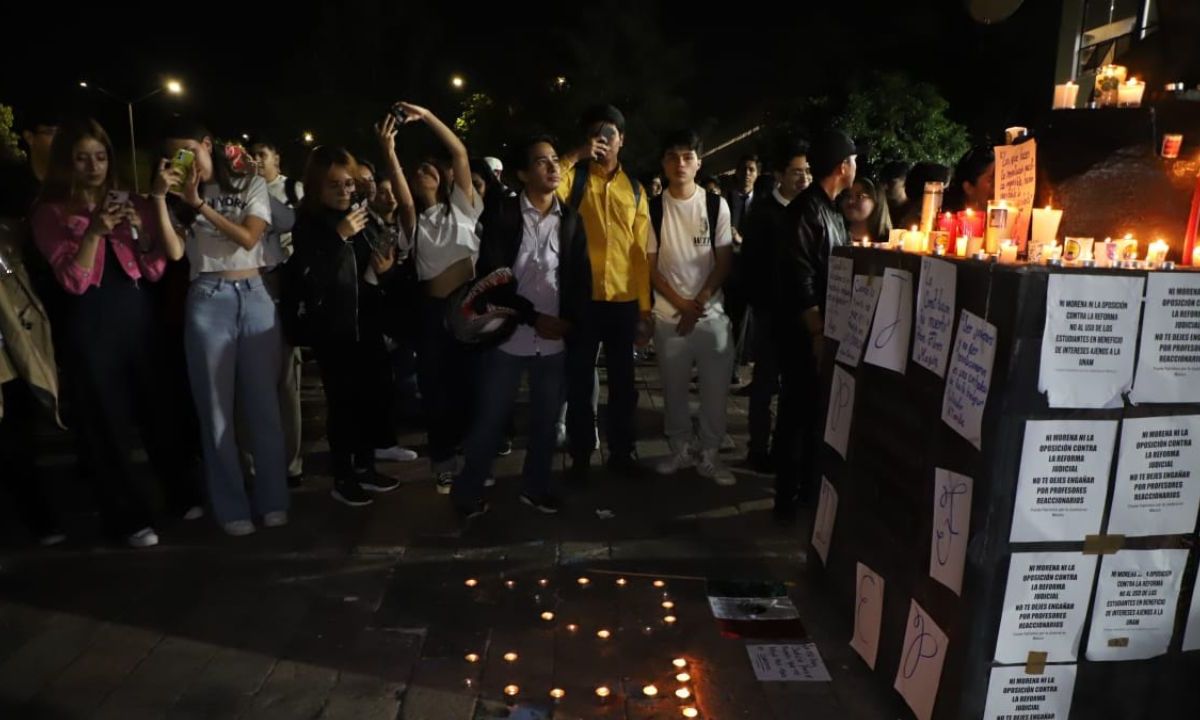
left=824, top=365, right=855, bottom=459
left=994, top=552, right=1098, bottom=663
left=1038, top=274, right=1145, bottom=409
left=994, top=140, right=1037, bottom=244
left=1106, top=415, right=1200, bottom=537
left=746, top=643, right=831, bottom=682
left=894, top=600, right=949, bottom=720
left=982, top=664, right=1077, bottom=720
left=1183, top=583, right=1200, bottom=652
left=930, top=469, right=973, bottom=595
left=850, top=562, right=885, bottom=670
left=811, top=477, right=837, bottom=565
left=941, top=309, right=997, bottom=449
left=836, top=274, right=881, bottom=367
left=825, top=255, right=855, bottom=343
left=1085, top=549, right=1189, bottom=662
left=1131, top=273, right=1200, bottom=404
left=1010, top=420, right=1118, bottom=542
left=913, top=257, right=957, bottom=377
left=865, top=267, right=913, bottom=374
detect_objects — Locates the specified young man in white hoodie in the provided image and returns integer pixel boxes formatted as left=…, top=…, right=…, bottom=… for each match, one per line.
left=648, top=130, right=736, bottom=485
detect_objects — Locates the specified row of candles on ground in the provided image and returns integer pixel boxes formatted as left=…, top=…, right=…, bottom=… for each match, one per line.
left=482, top=652, right=701, bottom=716
left=465, top=574, right=681, bottom=627
left=877, top=205, right=1192, bottom=268
left=1052, top=65, right=1146, bottom=109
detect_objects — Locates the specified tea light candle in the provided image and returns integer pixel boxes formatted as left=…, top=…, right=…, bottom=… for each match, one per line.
left=464, top=578, right=478, bottom=588
left=541, top=611, right=555, bottom=621
left=505, top=580, right=516, bottom=589
left=1031, top=205, right=1063, bottom=248
left=595, top=686, right=611, bottom=700
left=664, top=615, right=678, bottom=625
left=682, top=709, right=699, bottom=719
left=1118, top=77, right=1146, bottom=107
left=676, top=672, right=691, bottom=682
left=504, top=685, right=520, bottom=697
left=675, top=688, right=692, bottom=699
left=616, top=578, right=628, bottom=587
left=1053, top=81, right=1079, bottom=109
left=577, top=577, right=590, bottom=587
left=643, top=685, right=659, bottom=697
left=673, top=658, right=688, bottom=668
left=1147, top=239, right=1170, bottom=265
left=1063, top=237, right=1094, bottom=262
left=1119, top=234, right=1139, bottom=261
left=653, top=580, right=667, bottom=588
left=998, top=240, right=1018, bottom=264
left=596, top=629, right=611, bottom=639
left=662, top=601, right=675, bottom=610
left=464, top=653, right=480, bottom=663
left=503, top=652, right=519, bottom=662
left=550, top=688, right=566, bottom=700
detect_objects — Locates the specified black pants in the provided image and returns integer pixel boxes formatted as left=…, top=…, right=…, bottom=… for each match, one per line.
left=0, top=379, right=59, bottom=538
left=748, top=310, right=781, bottom=456
left=315, top=330, right=393, bottom=479
left=773, top=327, right=820, bottom=509
left=416, top=295, right=478, bottom=469
left=567, top=300, right=639, bottom=462
left=66, top=282, right=198, bottom=537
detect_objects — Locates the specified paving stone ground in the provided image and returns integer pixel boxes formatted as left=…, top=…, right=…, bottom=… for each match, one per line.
left=0, top=359, right=904, bottom=719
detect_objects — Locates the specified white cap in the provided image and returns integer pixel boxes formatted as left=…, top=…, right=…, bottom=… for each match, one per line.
left=483, top=157, right=503, bottom=174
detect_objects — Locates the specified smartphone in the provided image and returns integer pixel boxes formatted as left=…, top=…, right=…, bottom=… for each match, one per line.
left=599, top=125, right=617, bottom=144
left=170, top=149, right=195, bottom=192
left=105, top=190, right=130, bottom=209
left=390, top=104, right=407, bottom=123
left=349, top=191, right=368, bottom=210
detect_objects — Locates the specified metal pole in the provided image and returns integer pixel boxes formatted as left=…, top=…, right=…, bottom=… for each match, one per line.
left=128, top=102, right=139, bottom=193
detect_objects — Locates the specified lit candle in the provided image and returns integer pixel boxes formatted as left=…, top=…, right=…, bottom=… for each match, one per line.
left=1095, top=238, right=1116, bottom=268
left=1119, top=234, right=1139, bottom=261
left=464, top=653, right=480, bottom=663
left=1063, top=237, right=1094, bottom=262
left=504, top=685, right=520, bottom=698
left=998, top=240, right=1018, bottom=264
left=985, top=201, right=1009, bottom=255
left=1042, top=243, right=1061, bottom=263
left=1094, top=64, right=1127, bottom=107
left=937, top=211, right=957, bottom=237
left=464, top=578, right=478, bottom=588
left=538, top=578, right=549, bottom=587
left=550, top=688, right=566, bottom=700
left=676, top=672, right=691, bottom=682
left=1118, top=78, right=1146, bottom=107
left=902, top=226, right=925, bottom=253
left=653, top=580, right=666, bottom=588
left=1193, top=246, right=1200, bottom=266
left=1147, top=239, right=1170, bottom=265
left=887, top=228, right=905, bottom=250
left=682, top=708, right=699, bottom=719
left=616, top=578, right=628, bottom=587
left=955, top=236, right=968, bottom=258
left=957, top=208, right=984, bottom=242
left=930, top=231, right=950, bottom=255
left=505, top=580, right=516, bottom=589
left=675, top=688, right=691, bottom=699
left=1162, top=134, right=1184, bottom=159
left=503, top=652, right=518, bottom=662
left=673, top=658, right=688, bottom=668
left=643, top=685, right=659, bottom=697
left=595, top=686, right=611, bottom=700
left=1052, top=81, right=1079, bottom=110
left=662, top=601, right=675, bottom=610
left=596, top=629, right=611, bottom=639
left=919, top=181, right=944, bottom=234
left=664, top=615, right=678, bottom=625
left=577, top=577, right=590, bottom=587
left=541, top=611, right=555, bottom=621
left=1030, top=205, right=1063, bottom=248
left=566, top=624, right=578, bottom=633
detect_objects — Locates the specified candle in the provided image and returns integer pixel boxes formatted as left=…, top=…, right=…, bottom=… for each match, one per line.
left=664, top=615, right=678, bottom=625
left=595, top=686, right=611, bottom=700
left=1063, top=237, right=1094, bottom=262
left=902, top=227, right=926, bottom=253
left=1193, top=246, right=1200, bottom=266
left=615, top=578, right=627, bottom=587
left=504, top=685, right=520, bottom=698
left=1094, top=64, right=1127, bottom=107
left=643, top=685, right=659, bottom=697
left=1147, top=239, right=1169, bottom=265
left=1118, top=78, right=1146, bottom=107
left=998, top=240, right=1018, bottom=264
left=596, top=629, right=611, bottom=639
left=566, top=624, right=578, bottom=633
left=1031, top=205, right=1063, bottom=248
left=1119, top=234, right=1139, bottom=261
left=550, top=688, right=566, bottom=700
left=682, top=709, right=699, bottom=719
left=1043, top=243, right=1062, bottom=263
left=887, top=228, right=905, bottom=250
left=505, top=580, right=516, bottom=589
left=503, top=652, right=519, bottom=662
left=1004, top=126, right=1029, bottom=145
left=653, top=580, right=666, bottom=588
left=676, top=673, right=691, bottom=682
left=577, top=577, right=590, bottom=587
left=937, top=211, right=956, bottom=236
left=919, top=182, right=944, bottom=234
left=1162, top=134, right=1184, bottom=159
left=541, top=611, right=555, bottom=621
left=955, top=236, right=968, bottom=257
left=673, top=658, right=689, bottom=668
left=986, top=201, right=1009, bottom=254
left=1096, top=238, right=1116, bottom=268
left=930, top=231, right=950, bottom=255
left=957, top=208, right=984, bottom=241
left=675, top=688, right=692, bottom=699
left=538, top=578, right=549, bottom=587
left=662, top=601, right=675, bottom=610
left=464, top=578, right=478, bottom=588
left=1185, top=173, right=1200, bottom=265
left=1052, top=81, right=1079, bottom=109
left=464, top=653, right=480, bottom=663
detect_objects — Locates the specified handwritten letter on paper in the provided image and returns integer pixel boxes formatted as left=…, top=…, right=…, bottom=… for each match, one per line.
left=1106, top=415, right=1200, bottom=537
left=825, top=255, right=855, bottom=343
left=811, top=477, right=838, bottom=565
left=983, top=665, right=1077, bottom=720
left=865, top=268, right=914, bottom=374
left=1131, top=273, right=1200, bottom=404
left=824, top=365, right=856, bottom=459
left=836, top=275, right=881, bottom=367
left=941, top=310, right=998, bottom=450
left=994, top=140, right=1037, bottom=244
left=930, top=469, right=973, bottom=596
left=1038, top=273, right=1145, bottom=409
left=1086, top=549, right=1189, bottom=662
left=850, top=562, right=884, bottom=669
left=893, top=600, right=949, bottom=720
left=1010, top=419, right=1118, bottom=542
left=994, top=552, right=1097, bottom=663
left=913, top=257, right=957, bottom=378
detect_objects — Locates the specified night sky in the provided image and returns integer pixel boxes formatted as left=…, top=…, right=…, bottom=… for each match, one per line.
left=4, top=0, right=1063, bottom=172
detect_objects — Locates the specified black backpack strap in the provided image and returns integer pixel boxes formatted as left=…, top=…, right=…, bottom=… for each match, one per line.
left=568, top=161, right=590, bottom=211
left=706, top=192, right=721, bottom=256
left=648, top=195, right=664, bottom=257
left=284, top=177, right=300, bottom=208
left=630, top=176, right=642, bottom=213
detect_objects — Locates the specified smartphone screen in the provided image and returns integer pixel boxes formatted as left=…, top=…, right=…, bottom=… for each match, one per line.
left=170, top=149, right=195, bottom=192
left=106, top=190, right=130, bottom=208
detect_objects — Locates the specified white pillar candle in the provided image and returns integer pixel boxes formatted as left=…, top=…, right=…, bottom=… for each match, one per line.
left=1117, top=78, right=1146, bottom=107
left=985, top=201, right=1009, bottom=255
left=1146, top=239, right=1170, bottom=265
left=1030, top=206, right=1063, bottom=248
left=998, top=240, right=1018, bottom=263
left=902, top=228, right=926, bottom=253
left=1052, top=81, right=1079, bottom=109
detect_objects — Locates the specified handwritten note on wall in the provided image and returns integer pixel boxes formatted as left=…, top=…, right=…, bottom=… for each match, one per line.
left=1038, top=274, right=1145, bottom=409
left=824, top=365, right=856, bottom=459
left=1105, top=415, right=1200, bottom=537
left=865, top=268, right=913, bottom=374
left=941, top=310, right=998, bottom=450
left=825, top=255, right=855, bottom=343
left=1130, top=273, right=1200, bottom=404
left=894, top=600, right=949, bottom=720
left=930, top=469, right=973, bottom=596
left=994, top=140, right=1037, bottom=245
left=836, top=275, right=881, bottom=367
left=850, top=562, right=884, bottom=669
left=811, top=477, right=838, bottom=565
left=913, top=257, right=957, bottom=378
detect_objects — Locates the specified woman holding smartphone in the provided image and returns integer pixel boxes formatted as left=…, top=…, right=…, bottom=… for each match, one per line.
left=31, top=118, right=200, bottom=548
left=156, top=118, right=288, bottom=536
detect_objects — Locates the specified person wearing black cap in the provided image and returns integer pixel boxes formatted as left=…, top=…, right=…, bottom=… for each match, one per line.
left=772, top=128, right=857, bottom=524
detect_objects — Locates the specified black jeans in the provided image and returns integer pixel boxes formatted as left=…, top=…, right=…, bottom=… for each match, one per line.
left=748, top=310, right=781, bottom=457
left=773, top=326, right=819, bottom=508
left=566, top=300, right=639, bottom=462
left=315, top=329, right=393, bottom=479
left=416, top=295, right=478, bottom=471
left=0, top=379, right=59, bottom=537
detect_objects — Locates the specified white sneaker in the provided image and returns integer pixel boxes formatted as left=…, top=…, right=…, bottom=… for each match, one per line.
left=127, top=527, right=159, bottom=548
left=222, top=520, right=256, bottom=537
left=376, top=446, right=419, bottom=463
left=263, top=511, right=288, bottom=528
left=656, top=445, right=695, bottom=476
left=697, top=449, right=736, bottom=486
left=183, top=506, right=205, bottom=521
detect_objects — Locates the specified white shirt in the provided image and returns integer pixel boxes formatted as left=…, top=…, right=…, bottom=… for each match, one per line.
left=415, top=184, right=483, bottom=281
left=501, top=195, right=564, bottom=357
left=264, top=174, right=304, bottom=205
left=187, top=175, right=279, bottom=279
left=647, top=186, right=732, bottom=321
left=772, top=186, right=794, bottom=207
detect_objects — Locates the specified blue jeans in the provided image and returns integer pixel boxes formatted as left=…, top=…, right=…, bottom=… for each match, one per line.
left=185, top=276, right=288, bottom=523
left=452, top=348, right=565, bottom=507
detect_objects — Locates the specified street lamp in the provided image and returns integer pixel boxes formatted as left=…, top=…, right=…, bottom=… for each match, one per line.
left=79, top=78, right=185, bottom=192
left=450, top=75, right=465, bottom=90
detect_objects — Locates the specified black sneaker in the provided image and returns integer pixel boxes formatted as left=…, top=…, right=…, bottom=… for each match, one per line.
left=455, top=499, right=489, bottom=520
left=357, top=470, right=400, bottom=493
left=520, top=492, right=561, bottom=515
left=331, top=478, right=374, bottom=507
left=435, top=471, right=454, bottom=495
left=496, top=439, right=513, bottom=457
left=606, top=453, right=640, bottom=478
left=287, top=473, right=304, bottom=489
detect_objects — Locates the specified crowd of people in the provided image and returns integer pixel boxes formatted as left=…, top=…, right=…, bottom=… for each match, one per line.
left=0, top=99, right=994, bottom=549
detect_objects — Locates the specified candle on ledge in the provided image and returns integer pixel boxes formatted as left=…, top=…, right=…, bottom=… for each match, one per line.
left=930, top=231, right=950, bottom=255
left=1052, top=81, right=1079, bottom=109
left=504, top=685, right=520, bottom=698
left=1043, top=243, right=1063, bottom=263
left=998, top=240, right=1018, bottom=264
left=1118, top=234, right=1139, bottom=262
left=888, top=228, right=905, bottom=250
left=1118, top=77, right=1146, bottom=107
left=902, top=226, right=926, bottom=253
left=1030, top=205, right=1063, bottom=249
left=1095, top=238, right=1116, bottom=268
left=937, top=211, right=957, bottom=237
left=955, top=236, right=968, bottom=258
left=985, top=201, right=1009, bottom=255
left=1146, top=239, right=1170, bottom=265
left=1193, top=246, right=1200, bottom=266
left=919, top=182, right=944, bottom=234
left=957, top=208, right=984, bottom=242
left=1094, top=64, right=1127, bottom=107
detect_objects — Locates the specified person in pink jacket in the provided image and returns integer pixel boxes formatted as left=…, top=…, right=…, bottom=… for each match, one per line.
left=31, top=118, right=201, bottom=549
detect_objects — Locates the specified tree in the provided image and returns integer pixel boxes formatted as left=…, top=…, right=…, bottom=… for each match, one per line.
left=835, top=73, right=969, bottom=168
left=0, top=104, right=23, bottom=160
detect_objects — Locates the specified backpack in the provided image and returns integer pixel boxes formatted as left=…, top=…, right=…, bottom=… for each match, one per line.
left=283, top=177, right=301, bottom=208
left=648, top=190, right=722, bottom=259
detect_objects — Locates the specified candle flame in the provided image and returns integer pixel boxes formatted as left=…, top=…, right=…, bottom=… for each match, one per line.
left=643, top=685, right=659, bottom=697
left=595, top=686, right=611, bottom=698
left=550, top=688, right=566, bottom=699
left=504, top=684, right=520, bottom=697
left=676, top=688, right=691, bottom=699
left=673, top=658, right=688, bottom=668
